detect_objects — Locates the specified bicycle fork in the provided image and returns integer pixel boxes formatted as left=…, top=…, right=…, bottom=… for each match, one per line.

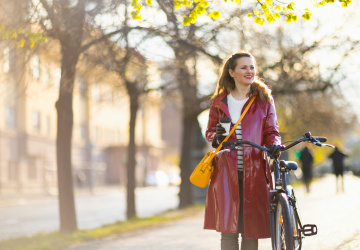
left=289, top=194, right=318, bottom=237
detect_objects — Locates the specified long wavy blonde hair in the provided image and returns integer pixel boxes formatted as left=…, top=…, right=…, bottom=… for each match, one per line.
left=212, top=51, right=272, bottom=103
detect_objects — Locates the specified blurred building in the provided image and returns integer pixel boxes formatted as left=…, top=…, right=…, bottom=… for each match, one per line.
left=0, top=40, right=166, bottom=194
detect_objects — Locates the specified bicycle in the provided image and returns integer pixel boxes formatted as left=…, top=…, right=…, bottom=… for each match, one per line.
left=221, top=132, right=334, bottom=250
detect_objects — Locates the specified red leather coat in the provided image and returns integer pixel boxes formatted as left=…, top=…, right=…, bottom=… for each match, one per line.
left=204, top=92, right=281, bottom=239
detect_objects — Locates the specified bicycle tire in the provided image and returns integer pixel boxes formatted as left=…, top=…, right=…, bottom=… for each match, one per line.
left=275, top=193, right=294, bottom=250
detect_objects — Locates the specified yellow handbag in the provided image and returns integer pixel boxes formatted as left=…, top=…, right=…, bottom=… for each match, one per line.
left=189, top=151, right=216, bottom=188
left=190, top=96, right=256, bottom=188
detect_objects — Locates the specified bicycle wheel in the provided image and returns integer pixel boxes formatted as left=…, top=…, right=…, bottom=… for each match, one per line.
left=275, top=193, right=294, bottom=250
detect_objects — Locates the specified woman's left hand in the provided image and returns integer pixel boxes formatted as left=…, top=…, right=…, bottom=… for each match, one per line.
left=268, top=144, right=284, bottom=158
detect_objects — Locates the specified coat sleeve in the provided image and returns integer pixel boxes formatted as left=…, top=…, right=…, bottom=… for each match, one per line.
left=205, top=105, right=219, bottom=143
left=263, top=97, right=281, bottom=146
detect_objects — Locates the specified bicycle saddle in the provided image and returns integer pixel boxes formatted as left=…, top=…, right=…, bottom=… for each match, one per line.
left=280, top=160, right=298, bottom=171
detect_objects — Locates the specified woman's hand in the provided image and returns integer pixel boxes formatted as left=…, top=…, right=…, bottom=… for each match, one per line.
left=268, top=144, right=284, bottom=158
left=215, top=123, right=227, bottom=143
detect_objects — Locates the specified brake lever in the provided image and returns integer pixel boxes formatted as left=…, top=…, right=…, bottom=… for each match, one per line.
left=312, top=141, right=322, bottom=147
left=312, top=141, right=335, bottom=148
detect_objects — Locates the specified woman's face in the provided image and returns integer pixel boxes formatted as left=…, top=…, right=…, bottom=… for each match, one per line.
left=229, top=57, right=256, bottom=88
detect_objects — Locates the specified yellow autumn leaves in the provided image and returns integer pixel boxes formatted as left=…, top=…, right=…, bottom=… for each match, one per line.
left=316, top=0, right=351, bottom=7
left=247, top=2, right=306, bottom=25
left=178, top=0, right=211, bottom=26
left=0, top=25, right=46, bottom=48
left=130, top=0, right=350, bottom=25
left=130, top=0, right=220, bottom=25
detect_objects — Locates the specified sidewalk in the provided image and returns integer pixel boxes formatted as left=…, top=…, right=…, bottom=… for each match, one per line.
left=64, top=209, right=272, bottom=250
left=63, top=174, right=360, bottom=250
left=338, top=231, right=360, bottom=250
left=0, top=185, right=180, bottom=241
left=0, top=185, right=125, bottom=207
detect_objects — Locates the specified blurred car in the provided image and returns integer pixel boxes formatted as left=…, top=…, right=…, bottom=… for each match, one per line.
left=145, top=170, right=170, bottom=187
left=168, top=173, right=181, bottom=186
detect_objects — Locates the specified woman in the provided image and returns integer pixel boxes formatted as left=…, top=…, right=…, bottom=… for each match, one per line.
left=204, top=51, right=282, bottom=250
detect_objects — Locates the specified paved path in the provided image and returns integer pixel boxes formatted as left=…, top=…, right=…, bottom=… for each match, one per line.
left=0, top=186, right=179, bottom=240
left=65, top=173, right=360, bottom=250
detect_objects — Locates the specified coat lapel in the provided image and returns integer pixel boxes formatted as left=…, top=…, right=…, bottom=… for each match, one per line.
left=211, top=92, right=231, bottom=119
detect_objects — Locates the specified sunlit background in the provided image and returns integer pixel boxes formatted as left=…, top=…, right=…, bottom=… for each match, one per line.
left=0, top=0, right=360, bottom=249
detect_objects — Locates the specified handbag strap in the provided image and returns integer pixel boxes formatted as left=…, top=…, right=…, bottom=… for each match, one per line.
left=214, top=96, right=256, bottom=154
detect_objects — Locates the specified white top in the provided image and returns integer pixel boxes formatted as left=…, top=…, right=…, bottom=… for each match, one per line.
left=227, top=93, right=249, bottom=124
left=228, top=93, right=249, bottom=171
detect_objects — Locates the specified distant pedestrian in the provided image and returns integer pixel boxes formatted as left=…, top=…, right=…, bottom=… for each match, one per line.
left=299, top=146, right=314, bottom=193
left=328, top=147, right=347, bottom=193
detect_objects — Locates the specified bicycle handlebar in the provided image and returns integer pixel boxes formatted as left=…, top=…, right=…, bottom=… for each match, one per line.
left=220, top=132, right=334, bottom=193
left=221, top=131, right=333, bottom=157
left=222, top=140, right=269, bottom=151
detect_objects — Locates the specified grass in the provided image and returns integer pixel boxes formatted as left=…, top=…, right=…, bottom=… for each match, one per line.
left=0, top=204, right=205, bottom=250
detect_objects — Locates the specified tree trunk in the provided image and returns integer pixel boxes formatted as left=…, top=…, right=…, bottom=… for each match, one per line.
left=127, top=88, right=139, bottom=219
left=175, top=57, right=201, bottom=208
left=55, top=44, right=80, bottom=232
left=179, top=114, right=198, bottom=208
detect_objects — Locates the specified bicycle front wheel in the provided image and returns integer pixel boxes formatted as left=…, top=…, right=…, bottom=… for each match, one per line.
left=275, top=193, right=294, bottom=250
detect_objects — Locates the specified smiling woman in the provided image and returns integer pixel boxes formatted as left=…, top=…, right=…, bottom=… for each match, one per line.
left=203, top=50, right=282, bottom=250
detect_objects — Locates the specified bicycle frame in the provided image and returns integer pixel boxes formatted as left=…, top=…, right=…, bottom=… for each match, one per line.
left=269, top=158, right=287, bottom=250
left=269, top=159, right=300, bottom=250
left=221, top=132, right=332, bottom=249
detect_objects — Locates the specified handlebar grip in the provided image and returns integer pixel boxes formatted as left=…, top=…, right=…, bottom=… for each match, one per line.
left=313, top=137, right=327, bottom=142
left=222, top=141, right=234, bottom=147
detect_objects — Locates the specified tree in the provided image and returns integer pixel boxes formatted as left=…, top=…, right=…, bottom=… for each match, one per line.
left=80, top=0, right=177, bottom=217
left=25, top=0, right=126, bottom=232
left=135, top=0, right=252, bottom=207
left=84, top=34, right=150, bottom=219
left=230, top=21, right=359, bottom=140
left=263, top=30, right=357, bottom=140
left=0, top=0, right=46, bottom=48
left=139, top=2, right=359, bottom=208
left=113, top=46, right=148, bottom=219
left=0, top=0, right=32, bottom=195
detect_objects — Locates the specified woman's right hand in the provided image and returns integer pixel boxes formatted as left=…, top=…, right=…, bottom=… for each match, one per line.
left=216, top=123, right=226, bottom=143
